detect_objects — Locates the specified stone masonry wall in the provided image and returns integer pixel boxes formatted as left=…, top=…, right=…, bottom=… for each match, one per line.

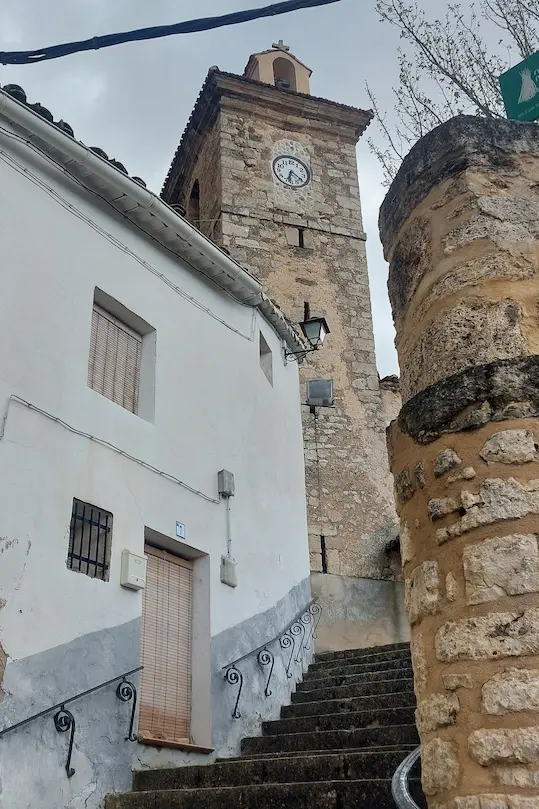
left=215, top=99, right=398, bottom=579
left=380, top=117, right=539, bottom=808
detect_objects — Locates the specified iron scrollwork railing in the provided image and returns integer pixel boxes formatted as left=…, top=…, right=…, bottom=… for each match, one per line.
left=0, top=666, right=142, bottom=778
left=392, top=746, right=421, bottom=809
left=222, top=599, right=321, bottom=719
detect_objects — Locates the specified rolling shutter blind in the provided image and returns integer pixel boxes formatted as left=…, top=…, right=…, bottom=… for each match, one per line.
left=88, top=304, right=142, bottom=414
left=139, top=546, right=193, bottom=745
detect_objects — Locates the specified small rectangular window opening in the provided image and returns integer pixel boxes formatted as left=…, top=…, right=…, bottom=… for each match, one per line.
left=298, top=228, right=305, bottom=248
left=321, top=536, right=328, bottom=574
left=67, top=498, right=113, bottom=581
left=259, top=332, right=273, bottom=386
left=88, top=304, right=142, bottom=414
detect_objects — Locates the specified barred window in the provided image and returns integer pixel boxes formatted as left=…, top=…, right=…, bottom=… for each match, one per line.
left=67, top=499, right=112, bottom=581
left=88, top=304, right=142, bottom=414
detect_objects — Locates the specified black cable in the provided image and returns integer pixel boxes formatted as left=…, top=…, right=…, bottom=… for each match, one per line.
left=0, top=0, right=343, bottom=66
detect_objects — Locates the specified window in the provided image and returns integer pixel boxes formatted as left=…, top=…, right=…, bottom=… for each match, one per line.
left=273, top=57, right=297, bottom=91
left=259, top=332, right=273, bottom=385
left=139, top=546, right=193, bottom=745
left=285, top=226, right=314, bottom=249
left=88, top=304, right=142, bottom=414
left=67, top=498, right=112, bottom=581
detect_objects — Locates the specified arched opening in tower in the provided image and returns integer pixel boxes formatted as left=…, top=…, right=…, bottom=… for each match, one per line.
left=273, top=58, right=297, bottom=92
left=188, top=180, right=200, bottom=227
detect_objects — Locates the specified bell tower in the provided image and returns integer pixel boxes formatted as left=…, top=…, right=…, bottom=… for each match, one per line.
left=162, top=48, right=405, bottom=648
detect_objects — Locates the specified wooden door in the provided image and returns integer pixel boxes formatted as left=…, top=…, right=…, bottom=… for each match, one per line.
left=139, top=545, right=193, bottom=745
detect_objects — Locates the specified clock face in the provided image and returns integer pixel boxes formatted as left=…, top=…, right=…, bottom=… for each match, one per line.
left=272, top=155, right=311, bottom=188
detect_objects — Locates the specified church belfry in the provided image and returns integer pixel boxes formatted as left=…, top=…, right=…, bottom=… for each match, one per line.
left=162, top=47, right=403, bottom=647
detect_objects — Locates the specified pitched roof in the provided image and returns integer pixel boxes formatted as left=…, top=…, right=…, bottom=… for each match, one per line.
left=161, top=68, right=373, bottom=199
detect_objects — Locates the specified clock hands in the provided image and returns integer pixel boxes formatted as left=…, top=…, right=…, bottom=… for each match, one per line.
left=286, top=169, right=301, bottom=184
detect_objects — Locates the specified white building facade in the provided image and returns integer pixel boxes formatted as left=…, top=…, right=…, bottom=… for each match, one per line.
left=0, top=86, right=312, bottom=809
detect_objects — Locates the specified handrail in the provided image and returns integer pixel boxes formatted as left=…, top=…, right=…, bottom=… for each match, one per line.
left=392, top=745, right=421, bottom=809
left=221, top=598, right=318, bottom=671
left=222, top=597, right=322, bottom=718
left=0, top=665, right=143, bottom=778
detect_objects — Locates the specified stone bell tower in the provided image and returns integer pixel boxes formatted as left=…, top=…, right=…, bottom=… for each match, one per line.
left=162, top=46, right=406, bottom=649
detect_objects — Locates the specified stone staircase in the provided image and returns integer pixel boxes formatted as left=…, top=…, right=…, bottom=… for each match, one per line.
left=106, top=641, right=424, bottom=809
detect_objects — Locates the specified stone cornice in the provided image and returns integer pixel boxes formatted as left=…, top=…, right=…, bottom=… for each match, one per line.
left=379, top=115, right=539, bottom=260
left=214, top=72, right=372, bottom=139
left=393, top=356, right=539, bottom=444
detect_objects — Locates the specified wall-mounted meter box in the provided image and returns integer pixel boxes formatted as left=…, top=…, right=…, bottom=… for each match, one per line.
left=120, top=549, right=147, bottom=590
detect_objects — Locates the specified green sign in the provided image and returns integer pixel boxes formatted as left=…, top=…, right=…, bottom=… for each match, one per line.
left=499, top=50, right=539, bottom=122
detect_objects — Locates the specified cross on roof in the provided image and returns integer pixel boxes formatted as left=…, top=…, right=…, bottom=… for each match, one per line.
left=272, top=40, right=290, bottom=52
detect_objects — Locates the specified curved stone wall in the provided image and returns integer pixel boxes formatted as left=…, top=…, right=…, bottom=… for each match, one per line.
left=381, top=116, right=539, bottom=808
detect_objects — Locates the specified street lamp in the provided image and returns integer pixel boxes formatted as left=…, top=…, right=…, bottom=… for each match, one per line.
left=286, top=316, right=330, bottom=361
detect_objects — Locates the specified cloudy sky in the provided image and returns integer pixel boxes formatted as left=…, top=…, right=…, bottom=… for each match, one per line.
left=0, top=0, right=479, bottom=375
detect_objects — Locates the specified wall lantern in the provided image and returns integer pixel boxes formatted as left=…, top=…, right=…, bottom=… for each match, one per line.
left=286, top=316, right=330, bottom=361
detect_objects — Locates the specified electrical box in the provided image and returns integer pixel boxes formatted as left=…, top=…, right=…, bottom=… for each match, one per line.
left=120, top=549, right=147, bottom=590
left=220, top=555, right=238, bottom=588
left=306, top=379, right=334, bottom=407
left=218, top=469, right=235, bottom=498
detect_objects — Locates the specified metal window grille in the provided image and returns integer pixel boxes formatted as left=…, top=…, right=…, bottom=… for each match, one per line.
left=67, top=499, right=113, bottom=581
left=88, top=304, right=142, bottom=414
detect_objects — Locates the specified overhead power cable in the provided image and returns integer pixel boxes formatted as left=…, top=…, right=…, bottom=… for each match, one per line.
left=0, top=0, right=343, bottom=65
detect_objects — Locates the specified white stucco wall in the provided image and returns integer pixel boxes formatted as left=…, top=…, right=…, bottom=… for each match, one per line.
left=0, top=124, right=309, bottom=670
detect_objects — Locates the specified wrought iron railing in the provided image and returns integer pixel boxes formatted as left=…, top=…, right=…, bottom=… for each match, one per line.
left=0, top=666, right=142, bottom=778
left=222, top=598, right=322, bottom=718
left=392, top=746, right=421, bottom=809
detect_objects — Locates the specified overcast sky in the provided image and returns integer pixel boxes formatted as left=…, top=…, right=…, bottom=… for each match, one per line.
left=0, top=0, right=473, bottom=376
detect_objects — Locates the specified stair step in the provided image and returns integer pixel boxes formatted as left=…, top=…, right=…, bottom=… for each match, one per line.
left=296, top=666, right=414, bottom=690
left=282, top=689, right=416, bottom=717
left=241, top=723, right=419, bottom=754
left=106, top=779, right=426, bottom=809
left=310, top=647, right=411, bottom=672
left=264, top=706, right=416, bottom=735
left=305, top=656, right=412, bottom=681
left=292, top=676, right=415, bottom=703
left=315, top=642, right=410, bottom=662
left=221, top=743, right=418, bottom=762
left=133, top=749, right=419, bottom=791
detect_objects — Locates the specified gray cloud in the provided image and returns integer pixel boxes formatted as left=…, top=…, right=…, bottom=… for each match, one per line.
left=0, top=0, right=469, bottom=376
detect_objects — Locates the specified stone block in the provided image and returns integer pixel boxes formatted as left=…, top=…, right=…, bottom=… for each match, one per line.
left=429, top=496, right=460, bottom=521
left=482, top=669, right=539, bottom=715
left=442, top=671, right=474, bottom=690
left=462, top=534, right=539, bottom=605
left=413, top=462, right=425, bottom=488
left=411, top=633, right=428, bottom=694
left=285, top=227, right=300, bottom=247
left=395, top=468, right=415, bottom=504
left=435, top=608, right=539, bottom=662
left=398, top=298, right=526, bottom=402
left=496, top=767, right=539, bottom=787
left=435, top=449, right=462, bottom=478
left=446, top=467, right=476, bottom=485
left=436, top=478, right=539, bottom=543
left=455, top=796, right=539, bottom=809
left=469, top=726, right=539, bottom=765
left=480, top=430, right=536, bottom=464
left=400, top=520, right=414, bottom=565
left=405, top=561, right=440, bottom=625
left=416, top=692, right=460, bottom=733
left=422, top=737, right=460, bottom=794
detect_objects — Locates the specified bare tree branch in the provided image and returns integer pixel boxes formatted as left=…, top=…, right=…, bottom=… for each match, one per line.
left=369, top=0, right=538, bottom=183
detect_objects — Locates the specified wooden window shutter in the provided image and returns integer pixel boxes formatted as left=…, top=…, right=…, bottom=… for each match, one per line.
left=139, top=546, right=193, bottom=745
left=88, top=304, right=142, bottom=414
